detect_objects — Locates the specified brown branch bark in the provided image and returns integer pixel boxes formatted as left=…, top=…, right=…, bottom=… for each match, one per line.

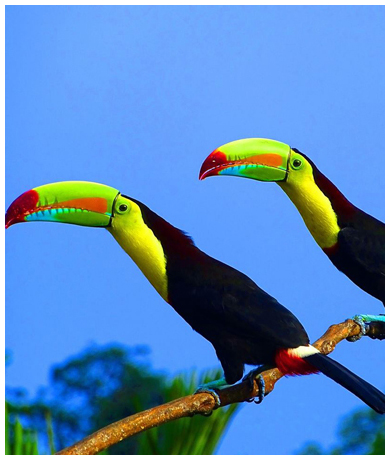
left=56, top=318, right=376, bottom=455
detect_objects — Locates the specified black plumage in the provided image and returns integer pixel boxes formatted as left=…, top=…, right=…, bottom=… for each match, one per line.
left=299, top=151, right=385, bottom=304
left=134, top=198, right=309, bottom=383
left=132, top=199, right=384, bottom=413
left=329, top=212, right=385, bottom=304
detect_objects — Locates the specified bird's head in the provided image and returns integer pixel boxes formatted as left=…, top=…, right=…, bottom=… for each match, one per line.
left=199, top=138, right=352, bottom=249
left=5, top=181, right=169, bottom=299
left=199, top=138, right=315, bottom=188
left=4, top=180, right=142, bottom=231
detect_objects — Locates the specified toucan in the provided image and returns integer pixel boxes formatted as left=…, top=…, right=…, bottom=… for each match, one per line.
left=200, top=138, right=385, bottom=307
left=5, top=181, right=385, bottom=413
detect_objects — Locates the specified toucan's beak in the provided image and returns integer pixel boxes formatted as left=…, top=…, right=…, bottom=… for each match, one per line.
left=199, top=138, right=291, bottom=182
left=5, top=181, right=119, bottom=229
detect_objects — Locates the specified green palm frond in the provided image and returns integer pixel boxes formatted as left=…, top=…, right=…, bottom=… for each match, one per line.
left=5, top=402, right=40, bottom=455
left=136, top=369, right=240, bottom=455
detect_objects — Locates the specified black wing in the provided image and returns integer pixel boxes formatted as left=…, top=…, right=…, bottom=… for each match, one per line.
left=336, top=222, right=385, bottom=303
left=168, top=253, right=310, bottom=354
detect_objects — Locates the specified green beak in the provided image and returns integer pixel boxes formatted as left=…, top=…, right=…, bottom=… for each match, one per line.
left=199, top=138, right=291, bottom=182
left=5, top=181, right=119, bottom=229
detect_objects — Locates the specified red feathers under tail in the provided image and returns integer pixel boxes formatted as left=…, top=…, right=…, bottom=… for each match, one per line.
left=275, top=347, right=385, bottom=414
left=275, top=346, right=319, bottom=376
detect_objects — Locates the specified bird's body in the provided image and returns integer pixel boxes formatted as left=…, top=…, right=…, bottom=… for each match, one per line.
left=323, top=209, right=385, bottom=303
left=128, top=198, right=310, bottom=383
left=281, top=150, right=385, bottom=304
left=200, top=139, right=385, bottom=304
left=5, top=181, right=385, bottom=413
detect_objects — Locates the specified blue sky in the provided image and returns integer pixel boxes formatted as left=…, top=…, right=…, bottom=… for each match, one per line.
left=6, top=6, right=384, bottom=455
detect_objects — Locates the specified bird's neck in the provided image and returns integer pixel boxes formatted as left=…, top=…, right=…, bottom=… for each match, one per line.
left=108, top=200, right=197, bottom=303
left=279, top=168, right=355, bottom=249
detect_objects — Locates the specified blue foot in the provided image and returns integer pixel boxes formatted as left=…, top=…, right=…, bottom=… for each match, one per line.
left=242, top=366, right=267, bottom=404
left=348, top=314, right=385, bottom=341
left=195, top=378, right=230, bottom=407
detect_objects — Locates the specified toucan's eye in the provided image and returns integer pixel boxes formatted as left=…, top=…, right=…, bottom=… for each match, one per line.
left=116, top=202, right=129, bottom=214
left=292, top=159, right=302, bottom=169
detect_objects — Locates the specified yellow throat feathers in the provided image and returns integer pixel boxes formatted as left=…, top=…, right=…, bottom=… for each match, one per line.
left=108, top=201, right=169, bottom=302
left=279, top=168, right=340, bottom=249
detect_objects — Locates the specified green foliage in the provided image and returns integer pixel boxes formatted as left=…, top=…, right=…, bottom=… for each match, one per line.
left=5, top=402, right=39, bottom=455
left=298, top=408, right=385, bottom=455
left=6, top=344, right=239, bottom=455
left=370, top=430, right=385, bottom=455
left=44, top=410, right=56, bottom=454
left=135, top=369, right=239, bottom=455
left=5, top=399, right=59, bottom=455
left=48, top=344, right=167, bottom=453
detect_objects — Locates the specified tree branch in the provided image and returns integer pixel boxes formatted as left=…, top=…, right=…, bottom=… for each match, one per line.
left=57, top=318, right=381, bottom=455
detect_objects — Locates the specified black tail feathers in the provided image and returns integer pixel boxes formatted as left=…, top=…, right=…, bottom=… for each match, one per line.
left=304, top=353, right=385, bottom=414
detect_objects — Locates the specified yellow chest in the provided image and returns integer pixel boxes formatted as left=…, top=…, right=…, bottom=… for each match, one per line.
left=108, top=217, right=169, bottom=302
left=280, top=179, right=340, bottom=249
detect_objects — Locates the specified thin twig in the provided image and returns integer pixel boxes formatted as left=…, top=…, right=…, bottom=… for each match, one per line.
left=56, top=318, right=376, bottom=455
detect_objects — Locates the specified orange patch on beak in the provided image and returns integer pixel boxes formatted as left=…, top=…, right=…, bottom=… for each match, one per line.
left=246, top=153, right=284, bottom=168
left=54, top=197, right=109, bottom=213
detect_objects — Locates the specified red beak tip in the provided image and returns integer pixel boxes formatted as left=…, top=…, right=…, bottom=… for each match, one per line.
left=5, top=189, right=39, bottom=230
left=5, top=214, right=13, bottom=229
left=5, top=216, right=18, bottom=229
left=199, top=149, right=227, bottom=181
left=199, top=168, right=214, bottom=181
